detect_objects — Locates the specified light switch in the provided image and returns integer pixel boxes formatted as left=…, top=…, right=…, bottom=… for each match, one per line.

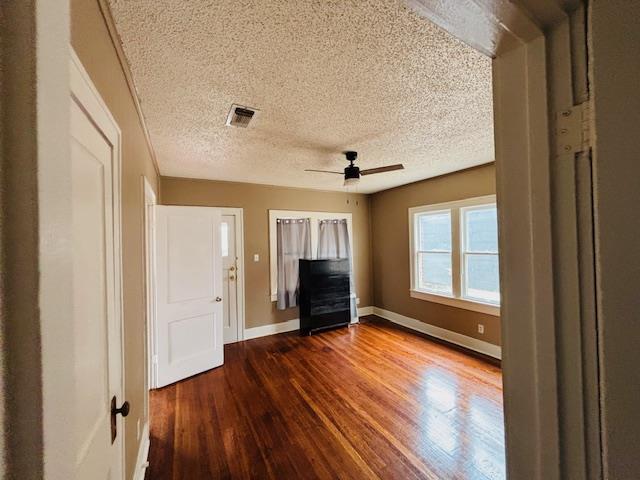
left=253, top=254, right=260, bottom=262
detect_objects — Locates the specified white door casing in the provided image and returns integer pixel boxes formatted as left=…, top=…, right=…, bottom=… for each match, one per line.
left=154, top=206, right=224, bottom=387
left=143, top=178, right=157, bottom=394
left=70, top=52, right=124, bottom=479
left=222, top=214, right=239, bottom=343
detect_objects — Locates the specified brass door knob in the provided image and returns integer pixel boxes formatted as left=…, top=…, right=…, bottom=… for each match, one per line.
left=215, top=297, right=222, bottom=302
left=229, top=275, right=235, bottom=281
left=229, top=266, right=236, bottom=272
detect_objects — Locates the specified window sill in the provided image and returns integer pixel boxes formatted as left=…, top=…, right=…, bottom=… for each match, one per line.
left=410, top=290, right=500, bottom=316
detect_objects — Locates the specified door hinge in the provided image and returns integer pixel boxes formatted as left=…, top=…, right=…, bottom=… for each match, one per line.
left=556, top=102, right=591, bottom=156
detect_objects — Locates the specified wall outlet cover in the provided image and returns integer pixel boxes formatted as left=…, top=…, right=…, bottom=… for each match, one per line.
left=478, top=324, right=485, bottom=334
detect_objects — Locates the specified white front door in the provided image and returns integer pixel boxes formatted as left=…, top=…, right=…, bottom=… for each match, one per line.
left=222, top=214, right=239, bottom=343
left=154, top=206, right=224, bottom=388
left=71, top=57, right=124, bottom=479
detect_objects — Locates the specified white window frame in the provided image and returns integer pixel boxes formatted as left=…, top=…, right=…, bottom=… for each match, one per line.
left=409, top=195, right=500, bottom=316
left=269, top=210, right=355, bottom=303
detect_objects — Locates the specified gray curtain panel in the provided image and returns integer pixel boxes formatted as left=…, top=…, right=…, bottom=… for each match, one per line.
left=276, top=218, right=311, bottom=310
left=317, top=219, right=351, bottom=260
left=317, top=219, right=356, bottom=320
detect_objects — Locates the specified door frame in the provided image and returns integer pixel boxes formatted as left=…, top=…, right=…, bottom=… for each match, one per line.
left=143, top=176, right=157, bottom=392
left=218, top=207, right=246, bottom=342
left=70, top=48, right=125, bottom=476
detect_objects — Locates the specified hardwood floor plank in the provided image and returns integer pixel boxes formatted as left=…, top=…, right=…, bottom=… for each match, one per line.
left=146, top=316, right=505, bottom=479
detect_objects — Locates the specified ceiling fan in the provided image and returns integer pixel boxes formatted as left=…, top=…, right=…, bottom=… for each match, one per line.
left=305, top=151, right=404, bottom=186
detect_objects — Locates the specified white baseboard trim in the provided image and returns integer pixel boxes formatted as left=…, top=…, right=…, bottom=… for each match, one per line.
left=372, top=307, right=502, bottom=360
left=133, top=422, right=150, bottom=480
left=243, top=310, right=366, bottom=341
left=244, top=318, right=300, bottom=340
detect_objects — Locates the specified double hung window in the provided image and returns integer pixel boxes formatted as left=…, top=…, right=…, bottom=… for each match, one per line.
left=409, top=196, right=500, bottom=315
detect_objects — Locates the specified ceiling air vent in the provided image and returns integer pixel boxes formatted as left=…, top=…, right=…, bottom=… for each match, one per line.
left=225, top=104, right=259, bottom=128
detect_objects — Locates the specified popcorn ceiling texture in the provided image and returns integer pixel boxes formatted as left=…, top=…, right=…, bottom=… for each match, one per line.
left=108, top=0, right=493, bottom=193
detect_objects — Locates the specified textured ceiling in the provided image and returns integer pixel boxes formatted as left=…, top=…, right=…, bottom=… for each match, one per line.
left=108, top=0, right=494, bottom=193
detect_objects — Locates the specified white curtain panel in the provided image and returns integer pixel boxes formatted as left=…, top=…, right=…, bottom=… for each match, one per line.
left=317, top=219, right=356, bottom=319
left=276, top=218, right=311, bottom=310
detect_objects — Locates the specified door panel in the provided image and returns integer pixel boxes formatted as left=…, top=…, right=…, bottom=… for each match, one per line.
left=71, top=91, right=122, bottom=479
left=167, top=216, right=215, bottom=303
left=155, top=206, right=224, bottom=387
left=222, top=214, right=239, bottom=343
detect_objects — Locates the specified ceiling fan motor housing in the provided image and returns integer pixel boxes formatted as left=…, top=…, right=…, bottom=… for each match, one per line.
left=344, top=164, right=360, bottom=180
left=344, top=151, right=360, bottom=179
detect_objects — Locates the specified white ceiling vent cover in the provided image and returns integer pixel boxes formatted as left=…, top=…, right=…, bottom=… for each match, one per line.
left=225, top=104, right=259, bottom=128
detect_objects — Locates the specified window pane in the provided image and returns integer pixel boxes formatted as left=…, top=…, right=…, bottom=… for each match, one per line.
left=221, top=222, right=229, bottom=257
left=465, top=207, right=498, bottom=253
left=418, top=252, right=452, bottom=295
left=419, top=211, right=451, bottom=251
left=464, top=254, right=500, bottom=304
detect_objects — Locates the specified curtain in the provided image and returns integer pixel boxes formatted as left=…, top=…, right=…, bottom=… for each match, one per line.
left=317, top=219, right=356, bottom=320
left=276, top=218, right=311, bottom=310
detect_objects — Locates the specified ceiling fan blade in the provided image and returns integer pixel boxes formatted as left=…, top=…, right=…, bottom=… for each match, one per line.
left=360, top=164, right=404, bottom=176
left=304, top=169, right=343, bottom=174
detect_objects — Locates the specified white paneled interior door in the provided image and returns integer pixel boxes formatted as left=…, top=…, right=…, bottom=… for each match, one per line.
left=70, top=54, right=124, bottom=480
left=154, top=206, right=224, bottom=387
left=222, top=214, right=239, bottom=343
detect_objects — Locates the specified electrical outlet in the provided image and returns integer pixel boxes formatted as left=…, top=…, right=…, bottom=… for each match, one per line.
left=356, top=297, right=361, bottom=305
left=253, top=253, right=260, bottom=262
left=478, top=324, right=485, bottom=334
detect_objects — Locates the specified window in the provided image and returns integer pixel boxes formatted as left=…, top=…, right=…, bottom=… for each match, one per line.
left=220, top=221, right=229, bottom=257
left=416, top=210, right=452, bottom=296
left=461, top=205, right=499, bottom=304
left=268, top=210, right=355, bottom=303
left=409, top=195, right=500, bottom=316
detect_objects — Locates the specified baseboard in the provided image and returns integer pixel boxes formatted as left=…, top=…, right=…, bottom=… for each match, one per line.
left=357, top=306, right=374, bottom=316
left=133, top=422, right=150, bottom=480
left=372, top=307, right=502, bottom=360
left=244, top=318, right=300, bottom=340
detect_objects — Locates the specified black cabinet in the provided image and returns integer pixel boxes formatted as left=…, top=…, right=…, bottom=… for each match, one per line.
left=299, top=259, right=351, bottom=335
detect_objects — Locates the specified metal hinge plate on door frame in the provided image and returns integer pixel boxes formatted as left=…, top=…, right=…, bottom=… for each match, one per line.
left=556, top=102, right=591, bottom=156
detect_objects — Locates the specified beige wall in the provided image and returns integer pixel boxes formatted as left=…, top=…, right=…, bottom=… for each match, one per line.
left=71, top=1, right=159, bottom=478
left=370, top=164, right=500, bottom=346
left=160, top=177, right=373, bottom=328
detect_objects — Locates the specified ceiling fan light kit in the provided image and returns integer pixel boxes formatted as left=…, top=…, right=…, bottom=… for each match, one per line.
left=305, top=151, right=404, bottom=187
left=344, top=177, right=360, bottom=186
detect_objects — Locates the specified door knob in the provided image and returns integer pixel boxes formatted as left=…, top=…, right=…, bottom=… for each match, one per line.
left=229, top=266, right=236, bottom=272
left=110, top=396, right=130, bottom=443
left=112, top=399, right=130, bottom=417
left=215, top=297, right=222, bottom=302
left=229, top=275, right=235, bottom=281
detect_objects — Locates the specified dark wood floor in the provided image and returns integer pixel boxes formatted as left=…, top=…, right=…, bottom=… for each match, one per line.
left=146, top=316, right=505, bottom=480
